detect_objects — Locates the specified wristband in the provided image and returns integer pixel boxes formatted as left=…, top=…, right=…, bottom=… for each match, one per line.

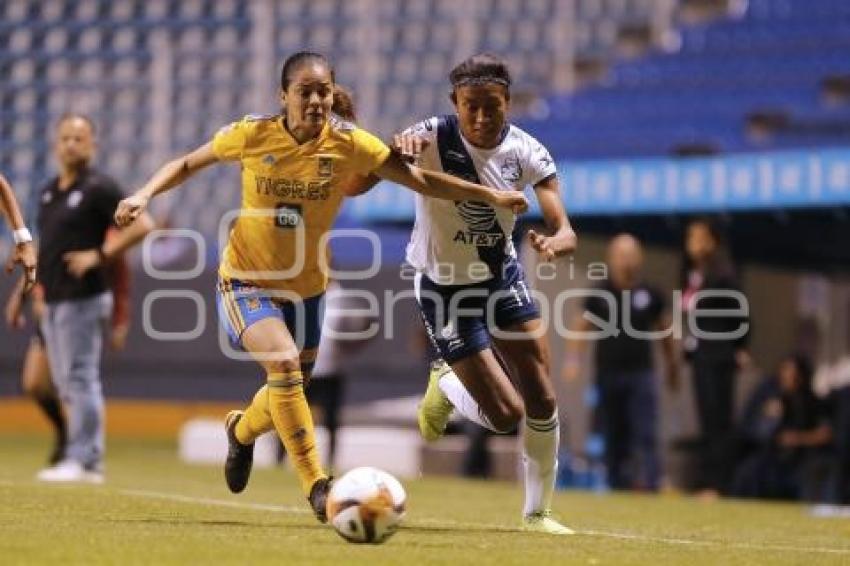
left=13, top=228, right=32, bottom=244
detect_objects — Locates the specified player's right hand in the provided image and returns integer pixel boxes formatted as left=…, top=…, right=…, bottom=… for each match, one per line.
left=114, top=194, right=149, bottom=227
left=6, top=241, right=36, bottom=292
left=492, top=190, right=529, bottom=214
left=392, top=133, right=429, bottom=163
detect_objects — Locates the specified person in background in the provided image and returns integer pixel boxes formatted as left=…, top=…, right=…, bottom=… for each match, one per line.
left=733, top=354, right=833, bottom=501
left=680, top=218, right=751, bottom=498
left=5, top=227, right=133, bottom=465
left=563, top=234, right=679, bottom=491
left=17, top=113, right=153, bottom=483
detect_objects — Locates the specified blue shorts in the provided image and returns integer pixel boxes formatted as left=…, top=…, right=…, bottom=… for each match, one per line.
left=414, top=260, right=540, bottom=364
left=217, top=279, right=325, bottom=373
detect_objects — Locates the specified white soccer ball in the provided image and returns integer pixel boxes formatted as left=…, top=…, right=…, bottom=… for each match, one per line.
left=327, top=466, right=407, bottom=544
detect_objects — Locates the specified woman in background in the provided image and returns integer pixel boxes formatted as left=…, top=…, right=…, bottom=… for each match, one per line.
left=680, top=218, right=751, bottom=498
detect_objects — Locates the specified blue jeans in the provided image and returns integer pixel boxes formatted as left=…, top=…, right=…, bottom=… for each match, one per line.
left=596, top=369, right=660, bottom=490
left=41, top=292, right=112, bottom=469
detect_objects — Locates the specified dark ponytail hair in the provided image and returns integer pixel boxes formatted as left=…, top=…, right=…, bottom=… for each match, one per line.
left=449, top=53, right=512, bottom=97
left=280, top=51, right=335, bottom=91
left=332, top=85, right=357, bottom=122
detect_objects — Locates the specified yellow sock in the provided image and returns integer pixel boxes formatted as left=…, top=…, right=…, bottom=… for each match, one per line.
left=266, top=370, right=326, bottom=495
left=234, top=385, right=275, bottom=445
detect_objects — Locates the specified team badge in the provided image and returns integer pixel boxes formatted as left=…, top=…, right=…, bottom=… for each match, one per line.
left=500, top=154, right=523, bottom=183
left=318, top=156, right=333, bottom=178
left=245, top=297, right=261, bottom=313
left=67, top=190, right=83, bottom=208
left=262, top=154, right=276, bottom=166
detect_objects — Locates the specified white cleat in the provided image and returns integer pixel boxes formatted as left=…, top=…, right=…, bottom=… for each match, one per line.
left=36, top=460, right=104, bottom=484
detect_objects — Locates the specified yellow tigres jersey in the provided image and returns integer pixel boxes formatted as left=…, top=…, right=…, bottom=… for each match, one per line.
left=212, top=114, right=390, bottom=297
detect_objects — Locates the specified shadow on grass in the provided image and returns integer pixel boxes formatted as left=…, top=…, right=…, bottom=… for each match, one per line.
left=105, top=517, right=328, bottom=531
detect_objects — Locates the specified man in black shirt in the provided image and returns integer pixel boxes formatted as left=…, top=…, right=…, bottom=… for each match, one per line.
left=21, top=114, right=152, bottom=482
left=562, top=234, right=679, bottom=490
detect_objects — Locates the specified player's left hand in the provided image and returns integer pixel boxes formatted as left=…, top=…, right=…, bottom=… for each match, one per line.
left=5, top=241, right=37, bottom=292
left=529, top=228, right=577, bottom=261
left=63, top=249, right=102, bottom=278
left=528, top=229, right=558, bottom=261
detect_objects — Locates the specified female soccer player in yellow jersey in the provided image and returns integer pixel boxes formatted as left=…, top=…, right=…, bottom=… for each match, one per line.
left=114, top=51, right=528, bottom=523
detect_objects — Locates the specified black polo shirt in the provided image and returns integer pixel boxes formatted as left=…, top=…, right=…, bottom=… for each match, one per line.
left=584, top=280, right=665, bottom=374
left=36, top=167, right=124, bottom=303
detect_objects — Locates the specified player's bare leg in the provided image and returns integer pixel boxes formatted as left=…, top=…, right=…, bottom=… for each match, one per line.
left=419, top=348, right=523, bottom=441
left=494, top=318, right=573, bottom=535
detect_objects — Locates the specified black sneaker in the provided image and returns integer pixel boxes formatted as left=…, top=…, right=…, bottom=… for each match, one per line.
left=308, top=476, right=332, bottom=523
left=224, top=411, right=254, bottom=493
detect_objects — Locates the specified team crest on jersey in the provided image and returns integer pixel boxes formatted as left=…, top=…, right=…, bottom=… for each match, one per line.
left=262, top=154, right=276, bottom=166
left=245, top=297, right=261, bottom=313
left=67, top=190, right=83, bottom=208
left=500, top=154, right=523, bottom=183
left=317, top=156, right=333, bottom=178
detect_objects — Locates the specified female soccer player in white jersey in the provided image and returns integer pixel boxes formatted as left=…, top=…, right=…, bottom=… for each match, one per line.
left=395, top=53, right=578, bottom=534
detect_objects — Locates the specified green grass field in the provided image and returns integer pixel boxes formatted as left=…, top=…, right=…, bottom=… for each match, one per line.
left=1, top=435, right=849, bottom=565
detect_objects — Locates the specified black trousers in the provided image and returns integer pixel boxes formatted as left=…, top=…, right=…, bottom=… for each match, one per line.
left=692, top=359, right=737, bottom=492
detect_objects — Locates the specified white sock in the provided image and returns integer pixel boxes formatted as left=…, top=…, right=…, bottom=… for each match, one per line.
left=438, top=369, right=501, bottom=433
left=522, top=411, right=559, bottom=516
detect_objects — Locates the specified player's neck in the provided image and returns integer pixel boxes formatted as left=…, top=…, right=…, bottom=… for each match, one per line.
left=57, top=164, right=86, bottom=191
left=282, top=117, right=321, bottom=145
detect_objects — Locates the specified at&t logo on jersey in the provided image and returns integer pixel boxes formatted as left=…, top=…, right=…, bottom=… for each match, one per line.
left=451, top=201, right=506, bottom=246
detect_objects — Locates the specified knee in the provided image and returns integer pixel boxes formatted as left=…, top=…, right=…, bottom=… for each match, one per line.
left=528, top=394, right=557, bottom=419
left=488, top=400, right=524, bottom=433
left=265, top=357, right=302, bottom=376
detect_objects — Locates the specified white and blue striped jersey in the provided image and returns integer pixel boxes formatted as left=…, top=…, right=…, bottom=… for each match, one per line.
left=404, top=115, right=558, bottom=285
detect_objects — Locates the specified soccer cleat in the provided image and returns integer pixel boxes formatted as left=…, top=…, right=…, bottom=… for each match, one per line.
left=36, top=459, right=104, bottom=484
left=521, top=511, right=575, bottom=535
left=308, top=476, right=332, bottom=523
left=417, top=360, right=454, bottom=442
left=224, top=410, right=254, bottom=494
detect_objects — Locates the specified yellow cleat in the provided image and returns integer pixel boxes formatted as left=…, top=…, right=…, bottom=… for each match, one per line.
left=417, top=360, right=454, bottom=442
left=521, top=511, right=575, bottom=535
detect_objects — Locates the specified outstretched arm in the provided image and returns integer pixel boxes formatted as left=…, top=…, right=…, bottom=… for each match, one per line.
left=373, top=152, right=528, bottom=212
left=528, top=175, right=577, bottom=261
left=114, top=143, right=218, bottom=227
left=0, top=173, right=36, bottom=290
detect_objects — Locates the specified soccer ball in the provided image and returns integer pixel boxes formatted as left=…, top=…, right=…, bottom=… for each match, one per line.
left=326, top=467, right=407, bottom=544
